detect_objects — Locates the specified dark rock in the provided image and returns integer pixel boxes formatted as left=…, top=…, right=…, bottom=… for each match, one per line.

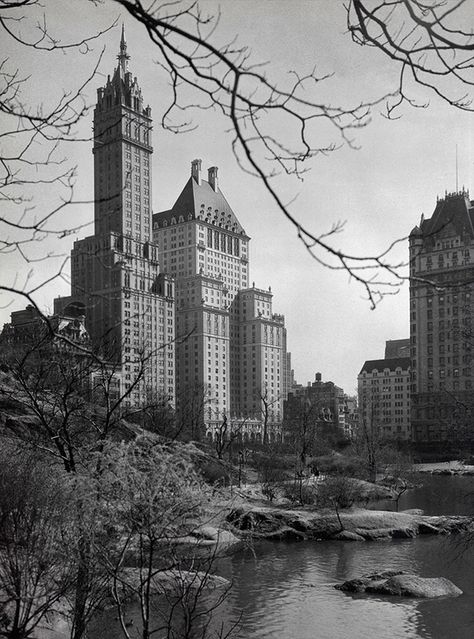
left=289, top=517, right=309, bottom=533
left=331, top=530, right=365, bottom=542
left=418, top=522, right=441, bottom=535
left=429, top=516, right=473, bottom=534
left=356, top=528, right=392, bottom=541
left=336, top=571, right=462, bottom=598
left=391, top=527, right=417, bottom=539
left=336, top=570, right=403, bottom=593
left=263, top=526, right=306, bottom=541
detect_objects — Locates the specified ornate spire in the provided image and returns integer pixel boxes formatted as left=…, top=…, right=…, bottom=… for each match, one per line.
left=117, top=23, right=130, bottom=76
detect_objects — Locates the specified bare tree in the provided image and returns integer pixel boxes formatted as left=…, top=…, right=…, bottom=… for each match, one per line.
left=175, top=383, right=211, bottom=442
left=0, top=329, right=167, bottom=639
left=254, top=385, right=282, bottom=446
left=98, top=439, right=233, bottom=639
left=0, top=446, right=75, bottom=639
left=284, top=396, right=333, bottom=474
left=354, top=401, right=386, bottom=483
left=318, top=474, right=364, bottom=532
left=383, top=450, right=416, bottom=511
left=212, top=414, right=245, bottom=462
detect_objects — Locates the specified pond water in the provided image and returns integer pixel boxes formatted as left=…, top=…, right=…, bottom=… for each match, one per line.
left=90, top=475, right=474, bottom=639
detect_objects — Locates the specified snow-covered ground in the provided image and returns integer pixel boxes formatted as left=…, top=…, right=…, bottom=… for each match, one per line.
left=414, top=460, right=474, bottom=473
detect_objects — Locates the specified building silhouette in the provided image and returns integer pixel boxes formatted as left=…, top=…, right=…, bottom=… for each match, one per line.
left=55, top=29, right=175, bottom=408
left=153, top=160, right=288, bottom=440
left=284, top=372, right=349, bottom=443
left=409, top=190, right=474, bottom=443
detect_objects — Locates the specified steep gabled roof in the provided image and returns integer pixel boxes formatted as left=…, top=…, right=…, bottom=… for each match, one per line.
left=359, top=357, right=410, bottom=375
left=153, top=176, right=248, bottom=237
left=411, top=192, right=474, bottom=242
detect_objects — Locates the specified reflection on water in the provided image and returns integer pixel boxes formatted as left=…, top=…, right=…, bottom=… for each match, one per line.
left=374, top=474, right=474, bottom=515
left=90, top=476, right=474, bottom=639
left=214, top=534, right=474, bottom=639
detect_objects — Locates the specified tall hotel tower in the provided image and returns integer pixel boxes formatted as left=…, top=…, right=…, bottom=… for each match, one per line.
left=55, top=31, right=175, bottom=407
left=153, top=161, right=288, bottom=440
left=409, top=191, right=474, bottom=443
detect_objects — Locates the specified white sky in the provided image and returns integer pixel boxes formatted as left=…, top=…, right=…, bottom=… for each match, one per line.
left=2, top=0, right=473, bottom=394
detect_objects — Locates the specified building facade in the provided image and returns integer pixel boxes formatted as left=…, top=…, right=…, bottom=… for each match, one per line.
left=55, top=31, right=175, bottom=408
left=409, top=191, right=474, bottom=442
left=152, top=160, right=288, bottom=440
left=358, top=354, right=411, bottom=440
left=0, top=305, right=90, bottom=351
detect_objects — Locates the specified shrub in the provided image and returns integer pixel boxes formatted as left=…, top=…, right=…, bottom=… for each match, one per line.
left=283, top=482, right=316, bottom=505
left=199, top=458, right=236, bottom=486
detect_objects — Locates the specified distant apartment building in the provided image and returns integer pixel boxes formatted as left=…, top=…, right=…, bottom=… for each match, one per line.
left=409, top=190, right=474, bottom=442
left=54, top=30, right=175, bottom=408
left=358, top=343, right=411, bottom=440
left=284, top=372, right=348, bottom=441
left=152, top=160, right=288, bottom=440
left=0, top=305, right=122, bottom=403
left=0, top=305, right=90, bottom=351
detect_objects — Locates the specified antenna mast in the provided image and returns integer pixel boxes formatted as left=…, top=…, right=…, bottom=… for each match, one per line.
left=456, top=144, right=459, bottom=192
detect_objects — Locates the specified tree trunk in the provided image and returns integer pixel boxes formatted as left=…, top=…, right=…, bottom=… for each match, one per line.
left=71, top=545, right=90, bottom=639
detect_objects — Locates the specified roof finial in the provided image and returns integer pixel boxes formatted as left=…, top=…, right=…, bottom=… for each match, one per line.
left=117, top=23, right=130, bottom=75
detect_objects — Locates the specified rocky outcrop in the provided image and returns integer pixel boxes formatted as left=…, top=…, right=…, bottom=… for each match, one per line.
left=331, top=530, right=365, bottom=542
left=226, top=505, right=474, bottom=542
left=102, top=568, right=230, bottom=609
left=431, top=468, right=474, bottom=476
left=172, top=525, right=242, bottom=554
left=335, top=570, right=462, bottom=598
left=415, top=462, right=474, bottom=476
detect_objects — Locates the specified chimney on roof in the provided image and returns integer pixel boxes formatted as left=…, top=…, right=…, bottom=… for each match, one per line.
left=191, top=159, right=202, bottom=185
left=208, top=166, right=218, bottom=192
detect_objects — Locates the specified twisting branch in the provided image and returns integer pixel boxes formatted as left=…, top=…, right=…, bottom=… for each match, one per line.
left=114, top=0, right=410, bottom=308
left=6, top=1, right=472, bottom=310
left=0, top=3, right=115, bottom=289
left=348, top=0, right=474, bottom=112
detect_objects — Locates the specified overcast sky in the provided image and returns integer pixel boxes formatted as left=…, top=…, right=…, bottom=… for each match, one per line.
left=2, top=0, right=473, bottom=394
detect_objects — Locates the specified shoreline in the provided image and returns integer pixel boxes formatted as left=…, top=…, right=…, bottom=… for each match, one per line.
left=414, top=461, right=474, bottom=475
left=225, top=504, right=474, bottom=542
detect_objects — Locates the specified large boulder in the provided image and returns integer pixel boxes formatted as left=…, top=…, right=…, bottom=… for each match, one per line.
left=336, top=571, right=462, bottom=598
left=179, top=525, right=242, bottom=554
left=331, top=530, right=365, bottom=542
